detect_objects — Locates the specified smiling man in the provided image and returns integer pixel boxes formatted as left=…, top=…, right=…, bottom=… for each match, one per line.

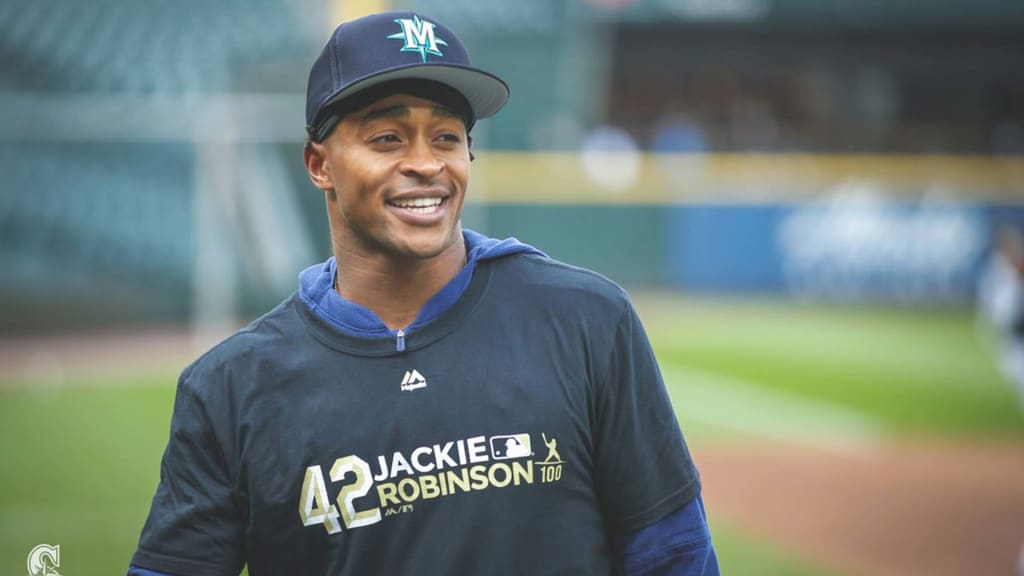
left=128, top=11, right=717, bottom=576
left=306, top=87, right=475, bottom=331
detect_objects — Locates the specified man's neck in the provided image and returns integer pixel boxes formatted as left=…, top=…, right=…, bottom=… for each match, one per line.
left=332, top=237, right=467, bottom=331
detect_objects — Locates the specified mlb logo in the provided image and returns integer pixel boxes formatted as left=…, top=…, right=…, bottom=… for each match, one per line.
left=489, top=434, right=532, bottom=460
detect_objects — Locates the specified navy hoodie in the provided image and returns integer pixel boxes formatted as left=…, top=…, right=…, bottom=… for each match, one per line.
left=298, top=229, right=544, bottom=342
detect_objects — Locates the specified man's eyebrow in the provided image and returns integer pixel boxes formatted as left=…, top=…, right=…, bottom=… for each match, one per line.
left=358, top=104, right=462, bottom=125
left=359, top=105, right=410, bottom=125
left=432, top=106, right=462, bottom=121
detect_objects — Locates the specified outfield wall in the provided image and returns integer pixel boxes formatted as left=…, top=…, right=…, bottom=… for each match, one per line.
left=477, top=201, right=1024, bottom=303
left=469, top=154, right=1024, bottom=303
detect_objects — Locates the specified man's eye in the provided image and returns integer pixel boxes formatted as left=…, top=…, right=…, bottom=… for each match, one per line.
left=437, top=133, right=461, bottom=143
left=371, top=134, right=400, bottom=144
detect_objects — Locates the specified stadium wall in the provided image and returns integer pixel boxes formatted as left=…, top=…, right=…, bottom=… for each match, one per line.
left=470, top=153, right=1024, bottom=303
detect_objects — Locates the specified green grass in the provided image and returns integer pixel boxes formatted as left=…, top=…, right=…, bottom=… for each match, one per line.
left=0, top=382, right=174, bottom=576
left=710, top=524, right=834, bottom=576
left=638, top=296, right=1023, bottom=438
left=1, top=297, right=1020, bottom=575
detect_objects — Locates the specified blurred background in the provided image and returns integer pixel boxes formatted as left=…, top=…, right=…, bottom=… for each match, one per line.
left=1, top=0, right=1023, bottom=574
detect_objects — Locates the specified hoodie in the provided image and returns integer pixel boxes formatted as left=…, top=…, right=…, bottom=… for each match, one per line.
left=298, top=229, right=545, bottom=342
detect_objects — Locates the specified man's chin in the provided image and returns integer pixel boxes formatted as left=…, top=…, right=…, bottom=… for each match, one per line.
left=391, top=231, right=461, bottom=261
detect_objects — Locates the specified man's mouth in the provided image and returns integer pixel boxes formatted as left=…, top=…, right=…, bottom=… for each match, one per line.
left=388, top=197, right=445, bottom=214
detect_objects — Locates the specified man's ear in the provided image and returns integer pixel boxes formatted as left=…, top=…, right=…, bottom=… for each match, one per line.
left=303, top=142, right=333, bottom=191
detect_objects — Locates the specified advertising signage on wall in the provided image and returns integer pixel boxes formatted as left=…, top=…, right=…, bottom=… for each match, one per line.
left=777, top=186, right=988, bottom=302
left=665, top=190, right=1020, bottom=303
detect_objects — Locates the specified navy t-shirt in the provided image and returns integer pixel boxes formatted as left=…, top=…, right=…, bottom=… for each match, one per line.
left=132, top=253, right=701, bottom=575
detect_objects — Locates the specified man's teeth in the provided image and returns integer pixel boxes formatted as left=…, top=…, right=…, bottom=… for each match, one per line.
left=391, top=198, right=443, bottom=212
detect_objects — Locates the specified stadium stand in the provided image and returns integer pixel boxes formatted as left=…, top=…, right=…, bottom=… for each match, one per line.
left=0, top=0, right=315, bottom=331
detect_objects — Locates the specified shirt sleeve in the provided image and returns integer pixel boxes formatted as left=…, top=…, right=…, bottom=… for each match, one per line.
left=619, top=496, right=720, bottom=576
left=592, top=298, right=702, bottom=533
left=131, top=365, right=246, bottom=576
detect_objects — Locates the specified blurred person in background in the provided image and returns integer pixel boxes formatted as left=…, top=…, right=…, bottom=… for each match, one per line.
left=978, top=224, right=1024, bottom=411
left=651, top=105, right=708, bottom=192
left=126, top=11, right=717, bottom=576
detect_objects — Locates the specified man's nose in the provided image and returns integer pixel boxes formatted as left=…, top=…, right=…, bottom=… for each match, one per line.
left=399, top=137, right=444, bottom=178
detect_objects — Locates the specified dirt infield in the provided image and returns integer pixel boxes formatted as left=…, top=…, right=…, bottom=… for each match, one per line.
left=0, top=327, right=221, bottom=387
left=696, top=440, right=1024, bottom=576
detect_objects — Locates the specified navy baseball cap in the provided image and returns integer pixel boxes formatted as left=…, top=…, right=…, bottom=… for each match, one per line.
left=305, top=11, right=510, bottom=142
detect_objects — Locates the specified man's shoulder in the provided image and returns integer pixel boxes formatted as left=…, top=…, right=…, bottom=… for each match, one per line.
left=180, top=293, right=304, bottom=385
left=487, top=252, right=632, bottom=314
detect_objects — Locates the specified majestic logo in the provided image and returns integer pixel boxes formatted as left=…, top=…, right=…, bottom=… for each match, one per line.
left=387, top=15, right=448, bottom=62
left=27, top=544, right=61, bottom=576
left=400, top=369, right=427, bottom=391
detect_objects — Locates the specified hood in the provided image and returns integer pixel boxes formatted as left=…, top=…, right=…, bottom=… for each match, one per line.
left=298, top=229, right=545, bottom=338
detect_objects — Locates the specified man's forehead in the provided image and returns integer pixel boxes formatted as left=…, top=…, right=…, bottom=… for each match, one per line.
left=356, top=94, right=459, bottom=116
left=349, top=94, right=467, bottom=127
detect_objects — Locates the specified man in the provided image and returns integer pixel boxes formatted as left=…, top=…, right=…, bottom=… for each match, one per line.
left=128, top=11, right=717, bottom=575
left=979, top=224, right=1024, bottom=411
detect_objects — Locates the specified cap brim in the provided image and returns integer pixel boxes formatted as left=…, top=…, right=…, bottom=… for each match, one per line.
left=319, top=63, right=509, bottom=121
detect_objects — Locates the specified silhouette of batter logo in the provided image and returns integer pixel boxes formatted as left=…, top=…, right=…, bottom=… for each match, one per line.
left=541, top=433, right=563, bottom=464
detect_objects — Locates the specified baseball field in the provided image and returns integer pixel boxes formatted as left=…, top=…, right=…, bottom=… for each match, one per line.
left=1, top=295, right=1021, bottom=575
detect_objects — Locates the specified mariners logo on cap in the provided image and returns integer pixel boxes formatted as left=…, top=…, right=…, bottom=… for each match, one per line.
left=387, top=15, right=448, bottom=63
